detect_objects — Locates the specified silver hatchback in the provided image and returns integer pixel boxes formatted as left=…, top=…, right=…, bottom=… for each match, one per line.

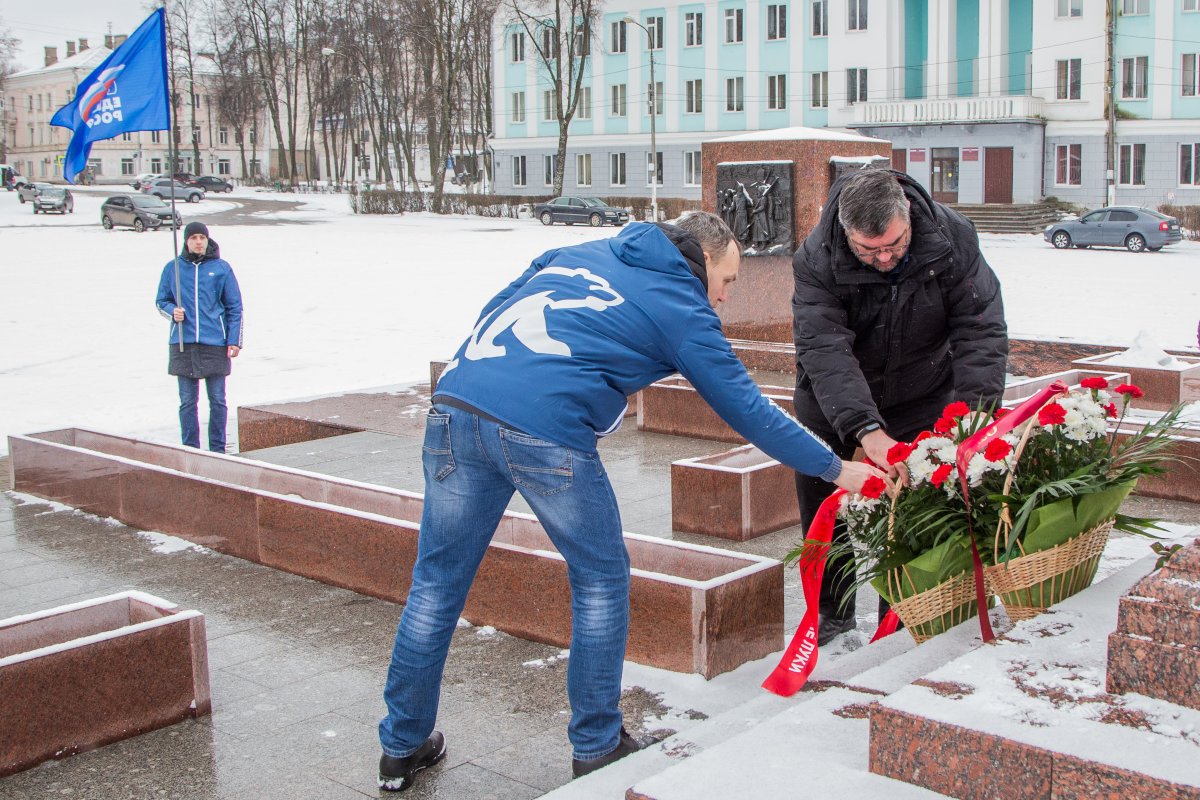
left=1044, top=206, right=1183, bottom=253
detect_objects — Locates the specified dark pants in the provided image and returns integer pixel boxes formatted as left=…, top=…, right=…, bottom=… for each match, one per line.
left=794, top=420, right=930, bottom=622
left=178, top=375, right=228, bottom=452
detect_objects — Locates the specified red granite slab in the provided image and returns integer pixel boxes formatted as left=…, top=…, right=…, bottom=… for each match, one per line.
left=237, top=406, right=357, bottom=452
left=671, top=445, right=800, bottom=540
left=638, top=377, right=795, bottom=444
left=1072, top=353, right=1200, bottom=412
left=7, top=431, right=126, bottom=519
left=1106, top=632, right=1200, bottom=711
left=1115, top=595, right=1200, bottom=647
left=1052, top=758, right=1200, bottom=800
left=0, top=592, right=210, bottom=777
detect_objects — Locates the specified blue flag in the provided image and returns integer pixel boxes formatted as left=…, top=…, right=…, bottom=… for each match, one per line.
left=50, top=8, right=170, bottom=184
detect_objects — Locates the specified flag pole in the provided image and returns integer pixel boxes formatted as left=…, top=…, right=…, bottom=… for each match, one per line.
left=162, top=0, right=183, bottom=353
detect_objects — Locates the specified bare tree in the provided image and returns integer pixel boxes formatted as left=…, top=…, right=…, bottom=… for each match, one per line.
left=0, top=15, right=19, bottom=163
left=506, top=0, right=598, bottom=196
left=204, top=11, right=262, bottom=180
left=167, top=0, right=204, bottom=173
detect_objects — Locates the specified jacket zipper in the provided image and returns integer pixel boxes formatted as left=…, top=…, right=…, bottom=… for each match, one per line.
left=193, top=263, right=200, bottom=344
left=880, top=284, right=899, bottom=408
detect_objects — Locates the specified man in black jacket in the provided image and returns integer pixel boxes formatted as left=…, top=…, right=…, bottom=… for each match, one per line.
left=792, top=168, right=1008, bottom=645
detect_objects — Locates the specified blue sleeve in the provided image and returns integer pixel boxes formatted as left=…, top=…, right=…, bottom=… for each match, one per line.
left=222, top=266, right=243, bottom=347
left=673, top=321, right=841, bottom=481
left=474, top=248, right=562, bottom=323
left=155, top=261, right=177, bottom=319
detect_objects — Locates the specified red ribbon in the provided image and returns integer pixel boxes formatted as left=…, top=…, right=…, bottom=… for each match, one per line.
left=762, top=488, right=846, bottom=696
left=953, top=380, right=1069, bottom=643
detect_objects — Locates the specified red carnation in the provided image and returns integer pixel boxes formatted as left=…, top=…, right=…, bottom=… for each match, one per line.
left=984, top=438, right=1013, bottom=463
left=931, top=463, right=954, bottom=487
left=860, top=476, right=888, bottom=499
left=933, top=417, right=954, bottom=434
left=1115, top=383, right=1145, bottom=400
left=887, top=442, right=915, bottom=465
left=994, top=408, right=1012, bottom=420
left=913, top=430, right=935, bottom=444
left=1079, top=376, right=1108, bottom=390
left=1038, top=403, right=1067, bottom=426
left=1104, top=402, right=1118, bottom=418
left=942, top=401, right=970, bottom=419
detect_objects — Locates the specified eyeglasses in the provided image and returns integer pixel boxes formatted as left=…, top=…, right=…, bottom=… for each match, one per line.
left=848, top=225, right=911, bottom=260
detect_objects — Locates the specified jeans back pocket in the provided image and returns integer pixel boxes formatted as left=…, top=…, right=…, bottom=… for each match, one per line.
left=423, top=412, right=456, bottom=481
left=499, top=428, right=573, bottom=496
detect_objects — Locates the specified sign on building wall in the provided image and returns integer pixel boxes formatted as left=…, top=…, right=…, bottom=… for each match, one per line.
left=962, top=147, right=979, bottom=162
left=909, top=148, right=926, bottom=163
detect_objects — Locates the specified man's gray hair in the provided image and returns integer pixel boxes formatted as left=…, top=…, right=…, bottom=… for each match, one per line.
left=837, top=168, right=909, bottom=238
left=675, top=210, right=736, bottom=255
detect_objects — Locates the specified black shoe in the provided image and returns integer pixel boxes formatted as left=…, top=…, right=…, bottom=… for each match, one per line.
left=817, top=614, right=856, bottom=646
left=379, top=731, right=447, bottom=792
left=571, top=727, right=646, bottom=779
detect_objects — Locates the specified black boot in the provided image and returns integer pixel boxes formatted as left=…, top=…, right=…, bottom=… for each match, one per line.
left=817, top=613, right=856, bottom=646
left=571, top=728, right=647, bottom=778
left=379, top=731, right=447, bottom=792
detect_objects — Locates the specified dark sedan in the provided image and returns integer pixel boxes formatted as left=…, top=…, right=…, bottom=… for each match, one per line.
left=32, top=186, right=74, bottom=214
left=1044, top=207, right=1182, bottom=253
left=101, top=194, right=182, bottom=232
left=534, top=196, right=629, bottom=227
left=189, top=176, right=234, bottom=193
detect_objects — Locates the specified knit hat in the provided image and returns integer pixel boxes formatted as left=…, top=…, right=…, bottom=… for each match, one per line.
left=183, top=221, right=209, bottom=240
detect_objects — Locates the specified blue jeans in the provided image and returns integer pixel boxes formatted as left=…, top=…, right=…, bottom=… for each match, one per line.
left=177, top=375, right=227, bottom=452
left=379, top=406, right=630, bottom=761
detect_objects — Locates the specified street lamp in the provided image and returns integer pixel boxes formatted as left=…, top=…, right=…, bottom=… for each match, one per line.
left=623, top=16, right=657, bottom=221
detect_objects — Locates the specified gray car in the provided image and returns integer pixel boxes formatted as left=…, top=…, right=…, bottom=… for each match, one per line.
left=534, top=196, right=630, bottom=227
left=32, top=185, right=74, bottom=214
left=17, top=182, right=52, bottom=204
left=144, top=178, right=204, bottom=203
left=1044, top=206, right=1183, bottom=253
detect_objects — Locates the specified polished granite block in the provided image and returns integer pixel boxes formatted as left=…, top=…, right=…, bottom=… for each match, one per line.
left=729, top=339, right=796, bottom=373
left=1051, top=759, right=1200, bottom=800
left=8, top=431, right=126, bottom=519
left=1115, top=595, right=1200, bottom=647
left=638, top=376, right=795, bottom=444
left=1106, top=632, right=1200, bottom=712
left=9, top=429, right=782, bottom=677
left=0, top=591, right=210, bottom=777
left=1002, top=369, right=1131, bottom=402
left=237, top=407, right=358, bottom=452
left=671, top=445, right=800, bottom=541
left=1073, top=353, right=1200, bottom=412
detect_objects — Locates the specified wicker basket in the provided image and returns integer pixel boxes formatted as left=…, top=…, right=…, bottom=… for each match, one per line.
left=886, top=567, right=988, bottom=645
left=984, top=520, right=1113, bottom=621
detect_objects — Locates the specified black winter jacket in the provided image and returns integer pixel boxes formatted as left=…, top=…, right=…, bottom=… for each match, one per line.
left=791, top=171, right=1007, bottom=443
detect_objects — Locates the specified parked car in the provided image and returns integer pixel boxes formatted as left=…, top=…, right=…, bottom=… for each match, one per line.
left=189, top=175, right=233, bottom=193
left=17, top=182, right=52, bottom=204
left=144, top=178, right=205, bottom=203
left=172, top=171, right=199, bottom=185
left=131, top=172, right=164, bottom=189
left=533, top=196, right=630, bottom=227
left=101, top=194, right=183, bottom=232
left=1, top=164, right=28, bottom=190
left=32, top=185, right=74, bottom=214
left=1044, top=207, right=1182, bottom=253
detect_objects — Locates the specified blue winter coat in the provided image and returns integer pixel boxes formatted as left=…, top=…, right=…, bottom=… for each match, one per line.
left=155, top=238, right=243, bottom=348
left=435, top=222, right=839, bottom=480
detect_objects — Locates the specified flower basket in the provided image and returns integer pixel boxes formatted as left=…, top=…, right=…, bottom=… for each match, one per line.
left=872, top=536, right=990, bottom=644
left=984, top=520, right=1113, bottom=621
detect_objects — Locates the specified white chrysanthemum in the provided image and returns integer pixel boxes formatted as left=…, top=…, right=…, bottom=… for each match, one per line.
left=934, top=441, right=959, bottom=464
left=909, top=457, right=936, bottom=486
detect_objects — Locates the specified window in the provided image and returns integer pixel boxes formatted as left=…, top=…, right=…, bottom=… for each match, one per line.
left=1056, top=0, right=1082, bottom=17
left=513, top=155, right=527, bottom=187
left=576, top=153, right=592, bottom=186
left=543, top=89, right=556, bottom=121
left=512, top=91, right=526, bottom=122
left=685, top=12, right=703, bottom=46
left=1118, top=143, right=1145, bottom=185
left=726, top=76, right=745, bottom=111
left=249, top=158, right=261, bottom=175
left=811, top=0, right=828, bottom=35
left=1056, top=58, right=1082, bottom=100
left=151, top=130, right=162, bottom=144
left=1180, top=143, right=1200, bottom=184
left=611, top=83, right=627, bottom=116
left=611, top=20, right=627, bottom=53
left=848, top=0, right=867, bottom=30
left=1183, top=53, right=1199, bottom=96
left=541, top=26, right=559, bottom=59
left=685, top=79, right=703, bottom=113
left=646, top=16, right=664, bottom=49
left=36, top=94, right=42, bottom=111
left=151, top=158, right=162, bottom=172
left=87, top=158, right=102, bottom=175
left=250, top=126, right=257, bottom=144
left=544, top=154, right=557, bottom=185
left=192, top=126, right=201, bottom=143
left=218, top=159, right=231, bottom=175
left=1122, top=56, right=1148, bottom=99
left=511, top=31, right=525, bottom=62
left=1055, top=144, right=1082, bottom=185
left=767, top=4, right=787, bottom=39
left=193, top=94, right=201, bottom=108
left=647, top=81, right=664, bottom=115
left=811, top=71, right=829, bottom=107
left=27, top=95, right=32, bottom=111
left=120, top=158, right=135, bottom=176
left=219, top=126, right=229, bottom=144
left=1121, top=0, right=1148, bottom=14
left=646, top=151, right=663, bottom=185
left=724, top=8, right=743, bottom=43
left=1186, top=0, right=1199, bottom=10
left=847, top=68, right=868, bottom=103
left=573, top=23, right=590, bottom=56
left=767, top=74, right=787, bottom=109
left=578, top=87, right=592, bottom=119
left=610, top=152, right=626, bottom=186
left=684, top=151, right=702, bottom=186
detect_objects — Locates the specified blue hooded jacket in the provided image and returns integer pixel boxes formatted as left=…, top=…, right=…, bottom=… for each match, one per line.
left=435, top=222, right=839, bottom=480
left=155, top=238, right=243, bottom=348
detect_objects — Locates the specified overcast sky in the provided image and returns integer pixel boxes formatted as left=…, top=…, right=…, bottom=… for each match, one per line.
left=2, top=1, right=156, bottom=73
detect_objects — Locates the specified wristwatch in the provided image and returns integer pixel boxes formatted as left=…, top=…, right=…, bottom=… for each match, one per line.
left=855, top=422, right=882, bottom=443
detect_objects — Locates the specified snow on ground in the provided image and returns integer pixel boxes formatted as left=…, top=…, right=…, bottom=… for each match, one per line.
left=2, top=187, right=1198, bottom=455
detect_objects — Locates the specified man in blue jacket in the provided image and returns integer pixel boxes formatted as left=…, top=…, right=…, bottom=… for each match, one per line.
left=155, top=221, right=243, bottom=453
left=377, top=211, right=886, bottom=792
